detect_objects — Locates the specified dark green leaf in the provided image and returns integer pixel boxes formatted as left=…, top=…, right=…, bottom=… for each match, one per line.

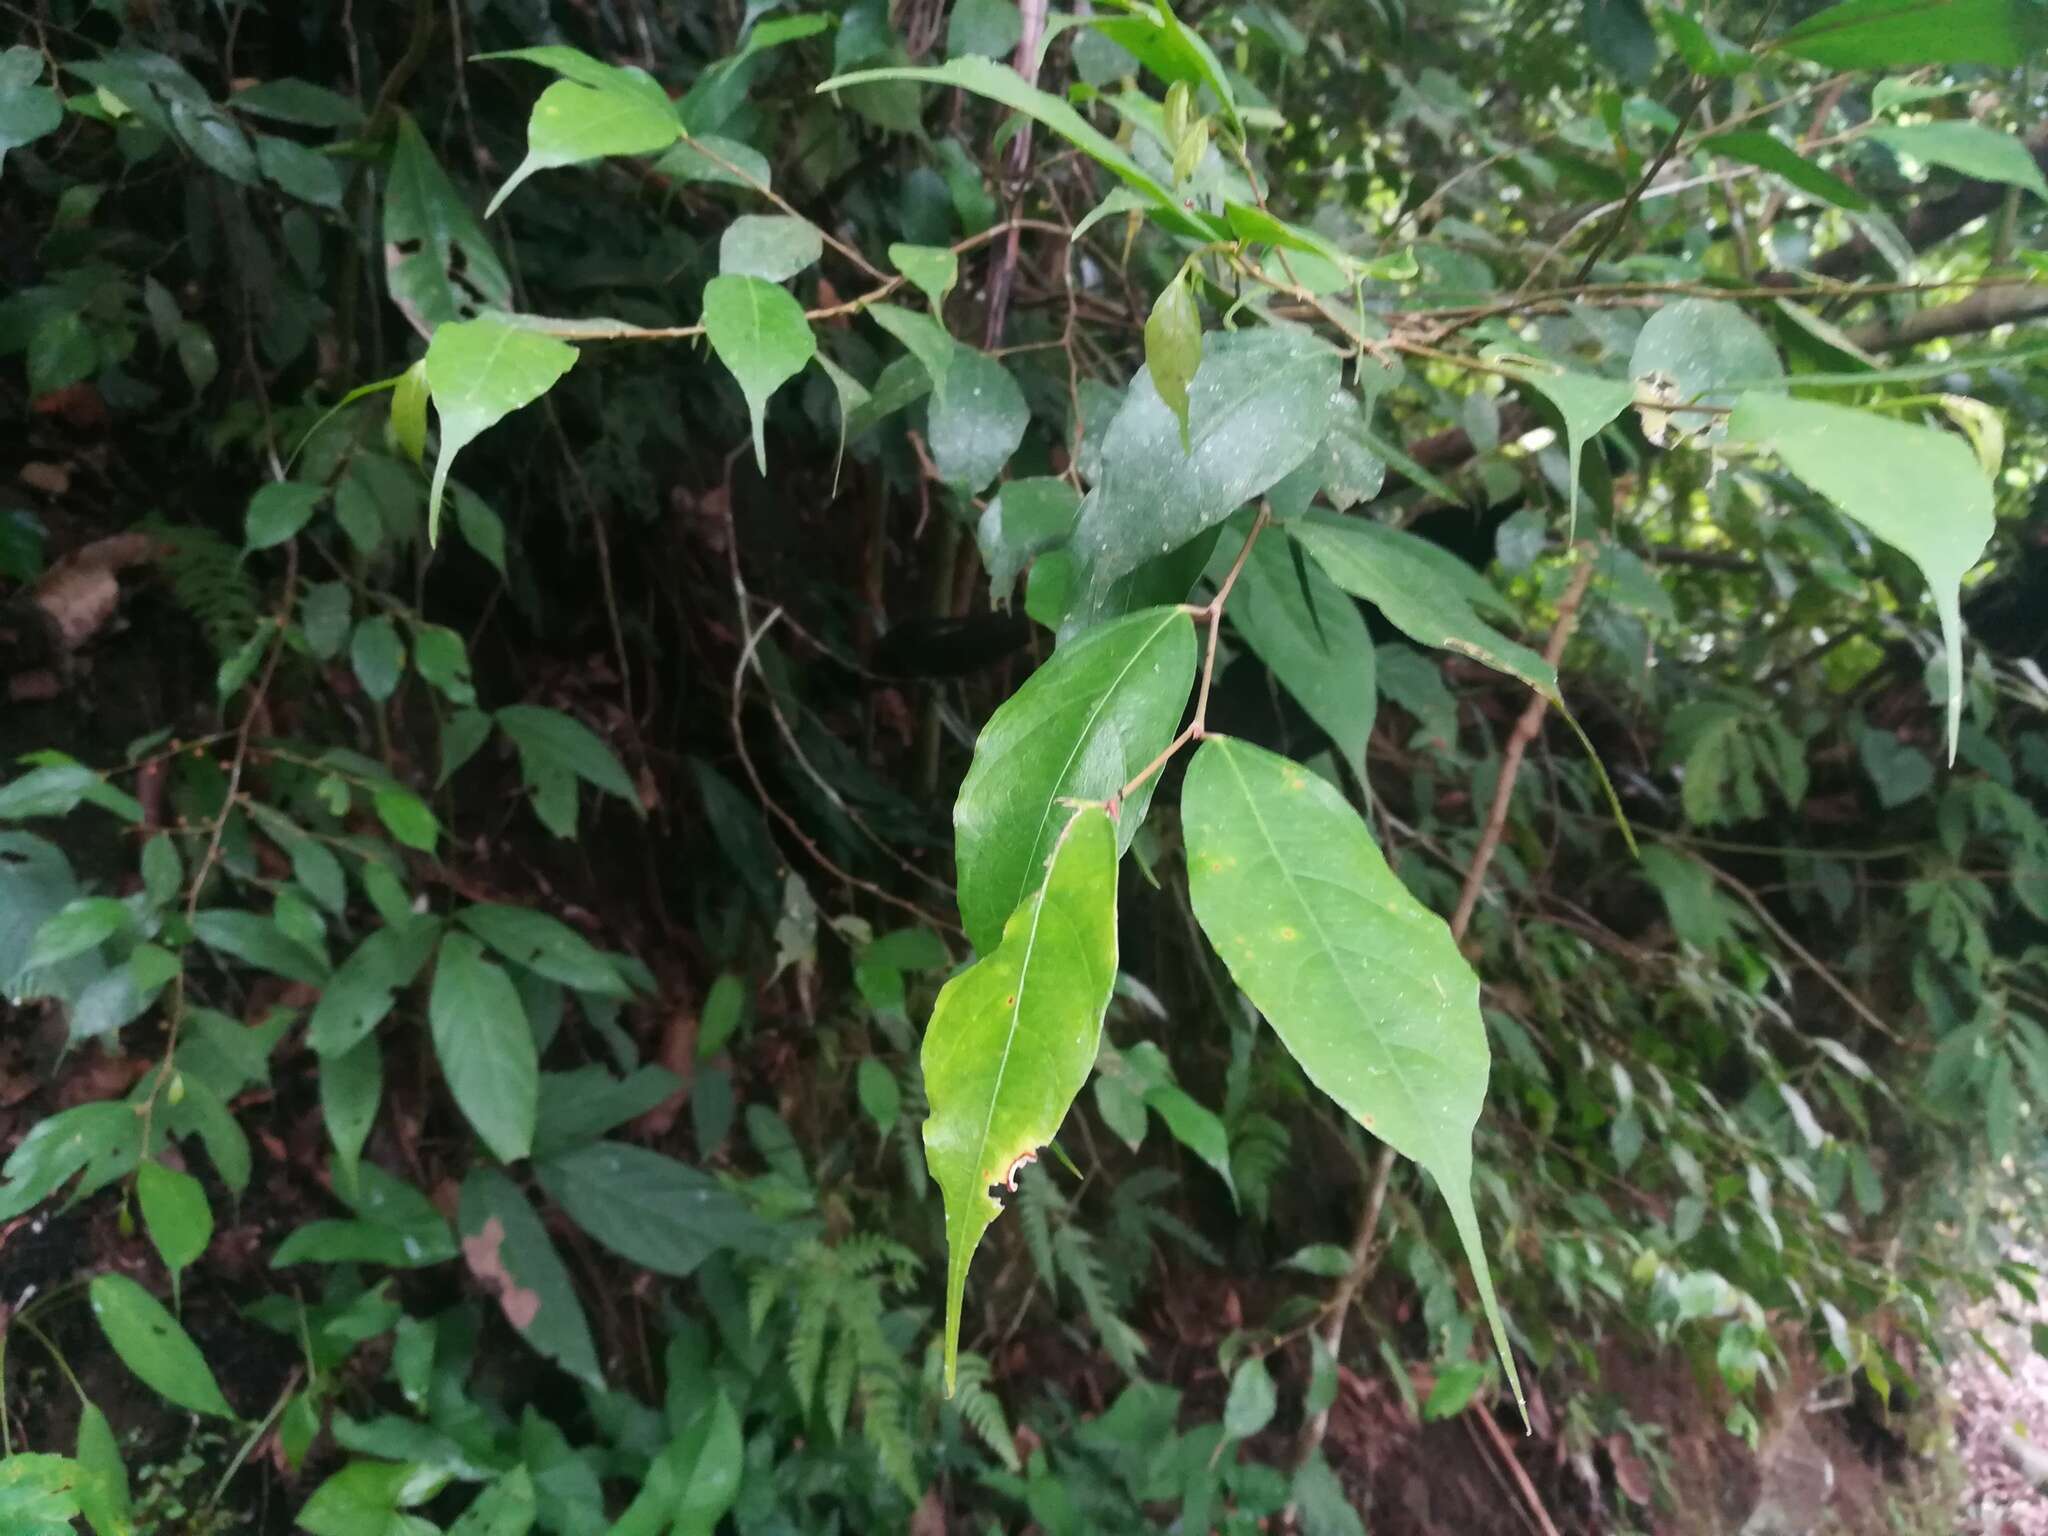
left=89, top=1273, right=234, bottom=1417
left=430, top=933, right=539, bottom=1163
left=458, top=1167, right=602, bottom=1386
left=536, top=1140, right=765, bottom=1276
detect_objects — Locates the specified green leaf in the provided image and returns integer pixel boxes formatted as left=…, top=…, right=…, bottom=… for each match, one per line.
left=949, top=0, right=1024, bottom=58
left=456, top=904, right=628, bottom=996
left=244, top=481, right=326, bottom=550
left=350, top=615, right=406, bottom=702
left=26, top=897, right=130, bottom=970
left=857, top=1058, right=901, bottom=1131
left=1659, top=9, right=1753, bottom=73
left=1701, top=130, right=1868, bottom=210
left=1725, top=394, right=1992, bottom=759
left=229, top=77, right=365, bottom=128
left=924, top=806, right=1119, bottom=1390
left=0, top=1453, right=78, bottom=1536
left=1067, top=328, right=1341, bottom=620
left=390, top=360, right=429, bottom=468
left=1223, top=1355, right=1276, bottom=1439
left=927, top=345, right=1029, bottom=494
left=1628, top=297, right=1780, bottom=438
left=1182, top=736, right=1523, bottom=1420
left=430, top=933, right=539, bottom=1163
left=307, top=919, right=439, bottom=1055
left=1291, top=514, right=1557, bottom=700
left=486, top=57, right=680, bottom=215
left=653, top=133, right=770, bottom=188
left=413, top=624, right=475, bottom=705
left=953, top=607, right=1195, bottom=953
left=137, top=1160, right=213, bottom=1273
left=447, top=1469, right=537, bottom=1536
left=818, top=55, right=1222, bottom=241
left=321, top=1034, right=382, bottom=1195
left=1283, top=1243, right=1355, bottom=1278
left=496, top=704, right=639, bottom=826
left=191, top=909, right=330, bottom=984
left=1423, top=1360, right=1488, bottom=1420
left=256, top=134, right=345, bottom=209
left=1867, top=121, right=2048, bottom=202
left=978, top=477, right=1081, bottom=601
left=1143, top=270, right=1201, bottom=451
left=719, top=214, right=824, bottom=281
left=425, top=316, right=578, bottom=543
left=1776, top=0, right=2048, bottom=68
left=89, top=1273, right=234, bottom=1418
left=535, top=1140, right=764, bottom=1276
left=458, top=1167, right=602, bottom=1386
left=383, top=114, right=512, bottom=332
left=1050, top=5, right=1243, bottom=137
left=1143, top=1083, right=1236, bottom=1198
left=888, top=242, right=960, bottom=309
left=74, top=1400, right=130, bottom=1536
left=1, top=46, right=64, bottom=176
left=1226, top=531, right=1376, bottom=779
left=1483, top=352, right=1634, bottom=536
left=1858, top=727, right=1934, bottom=808
left=701, top=274, right=816, bottom=474
left=532, top=1065, right=681, bottom=1157
left=373, top=787, right=440, bottom=852
left=299, top=1460, right=451, bottom=1536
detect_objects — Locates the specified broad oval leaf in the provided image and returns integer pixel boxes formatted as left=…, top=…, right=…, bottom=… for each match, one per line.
left=429, top=933, right=539, bottom=1164
left=1482, top=351, right=1635, bottom=535
left=89, top=1273, right=234, bottom=1417
left=1225, top=529, right=1375, bottom=778
left=1143, top=271, right=1201, bottom=449
left=1725, top=393, right=1993, bottom=760
left=1628, top=298, right=1780, bottom=438
left=1067, top=327, right=1341, bottom=622
left=1182, top=736, right=1523, bottom=1417
left=719, top=214, right=825, bottom=281
left=486, top=60, right=680, bottom=216
left=924, top=806, right=1118, bottom=1389
left=954, top=606, right=1195, bottom=953
left=137, top=1160, right=213, bottom=1273
left=701, top=274, right=817, bottom=474
left=425, top=316, right=579, bottom=544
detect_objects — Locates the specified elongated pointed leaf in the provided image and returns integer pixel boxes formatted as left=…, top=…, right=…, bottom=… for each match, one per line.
left=924, top=806, right=1118, bottom=1390
left=1483, top=352, right=1635, bottom=536
left=1227, top=530, right=1375, bottom=778
left=485, top=53, right=680, bottom=215
left=1867, top=121, right=2048, bottom=202
left=1725, top=394, right=1993, bottom=760
left=383, top=115, right=512, bottom=333
left=425, top=317, right=578, bottom=543
left=89, top=1273, right=234, bottom=1418
left=954, top=607, right=1195, bottom=953
left=1291, top=514, right=1556, bottom=699
left=1182, top=736, right=1523, bottom=1418
left=701, top=274, right=816, bottom=473
left=1701, top=130, right=1868, bottom=210
left=430, top=933, right=539, bottom=1163
left=1776, top=0, right=2047, bottom=68
left=818, top=56, right=1222, bottom=241
left=459, top=1167, right=602, bottom=1386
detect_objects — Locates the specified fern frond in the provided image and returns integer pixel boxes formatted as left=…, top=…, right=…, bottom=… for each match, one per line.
left=948, top=1351, right=1019, bottom=1471
left=1055, top=1223, right=1146, bottom=1376
left=152, top=521, right=262, bottom=658
left=1017, top=1161, right=1060, bottom=1293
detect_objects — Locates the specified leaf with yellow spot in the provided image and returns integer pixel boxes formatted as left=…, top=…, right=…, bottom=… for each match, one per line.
left=1182, top=736, right=1525, bottom=1423
left=922, top=805, right=1119, bottom=1392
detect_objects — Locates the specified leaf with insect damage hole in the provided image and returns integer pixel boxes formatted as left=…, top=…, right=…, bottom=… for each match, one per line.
left=383, top=115, right=512, bottom=335
left=923, top=805, right=1117, bottom=1392
left=458, top=1166, right=601, bottom=1387
left=1182, top=736, right=1524, bottom=1423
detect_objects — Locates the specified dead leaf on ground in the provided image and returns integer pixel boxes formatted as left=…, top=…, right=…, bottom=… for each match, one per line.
left=19, top=462, right=70, bottom=495
left=461, top=1215, right=543, bottom=1330
left=33, top=533, right=165, bottom=651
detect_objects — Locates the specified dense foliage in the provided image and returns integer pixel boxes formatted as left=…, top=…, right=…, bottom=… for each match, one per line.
left=2, top=0, right=2046, bottom=1530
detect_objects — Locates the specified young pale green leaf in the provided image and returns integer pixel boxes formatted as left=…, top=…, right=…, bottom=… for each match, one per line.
left=137, top=1160, right=213, bottom=1273
left=719, top=214, right=825, bottom=282
left=1775, top=0, right=2047, bottom=68
left=953, top=606, right=1195, bottom=953
left=924, top=806, right=1119, bottom=1391
left=383, top=115, right=512, bottom=333
left=390, top=359, right=429, bottom=467
left=1143, top=270, right=1201, bottom=451
left=424, top=316, right=578, bottom=543
left=1702, top=130, right=1868, bottom=210
left=1482, top=351, right=1635, bottom=536
left=1182, top=736, right=1524, bottom=1420
left=1226, top=529, right=1375, bottom=778
left=486, top=60, right=680, bottom=216
left=1725, top=393, right=1992, bottom=759
left=888, top=242, right=959, bottom=309
left=298, top=1460, right=451, bottom=1536
left=0, top=1452, right=80, bottom=1535
left=429, top=933, right=539, bottom=1163
left=1067, top=328, right=1340, bottom=622
left=818, top=55, right=1223, bottom=241
left=1867, top=121, right=2048, bottom=202
left=89, top=1273, right=235, bottom=1418
left=1291, top=514, right=1557, bottom=700
left=458, top=1166, right=603, bottom=1386
left=701, top=274, right=817, bottom=474
left=1046, top=6, right=1243, bottom=136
